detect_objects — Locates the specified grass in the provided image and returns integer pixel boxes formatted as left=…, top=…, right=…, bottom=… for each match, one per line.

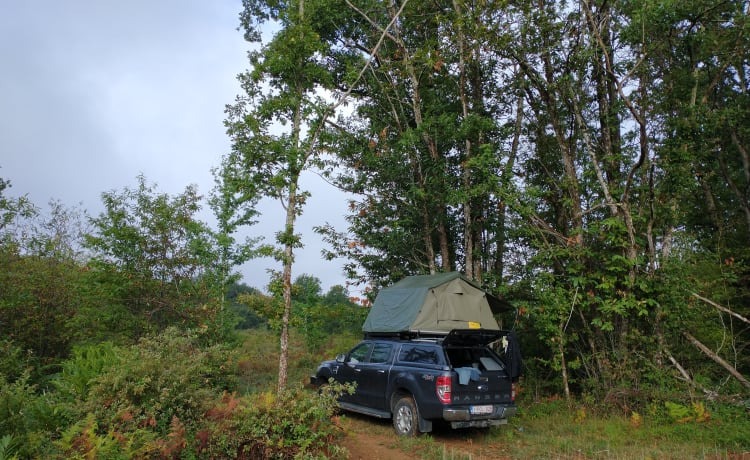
left=234, top=327, right=361, bottom=394
left=499, top=400, right=749, bottom=459
left=339, top=393, right=750, bottom=459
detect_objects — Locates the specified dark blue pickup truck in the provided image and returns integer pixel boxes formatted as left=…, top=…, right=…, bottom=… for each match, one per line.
left=310, top=329, right=520, bottom=436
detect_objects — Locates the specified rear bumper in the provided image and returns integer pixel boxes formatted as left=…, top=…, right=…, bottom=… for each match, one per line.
left=443, top=404, right=517, bottom=426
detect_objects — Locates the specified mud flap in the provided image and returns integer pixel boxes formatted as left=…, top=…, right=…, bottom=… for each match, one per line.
left=418, top=415, right=433, bottom=433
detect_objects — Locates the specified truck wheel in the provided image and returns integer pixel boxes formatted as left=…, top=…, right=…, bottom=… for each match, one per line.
left=315, top=374, right=331, bottom=395
left=393, top=396, right=420, bottom=437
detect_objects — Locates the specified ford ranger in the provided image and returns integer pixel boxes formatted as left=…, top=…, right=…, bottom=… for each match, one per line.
left=310, top=329, right=520, bottom=436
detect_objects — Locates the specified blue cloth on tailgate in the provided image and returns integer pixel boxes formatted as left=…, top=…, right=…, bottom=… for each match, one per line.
left=455, top=367, right=481, bottom=385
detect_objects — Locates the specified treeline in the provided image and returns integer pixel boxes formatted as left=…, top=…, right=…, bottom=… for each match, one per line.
left=0, top=175, right=362, bottom=458
left=219, top=0, right=749, bottom=401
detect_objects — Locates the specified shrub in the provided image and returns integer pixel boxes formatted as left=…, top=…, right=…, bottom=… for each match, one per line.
left=53, top=342, right=119, bottom=401
left=54, top=327, right=238, bottom=458
left=0, top=340, right=31, bottom=384
left=0, top=372, right=65, bottom=458
left=56, top=413, right=135, bottom=460
left=202, top=382, right=354, bottom=459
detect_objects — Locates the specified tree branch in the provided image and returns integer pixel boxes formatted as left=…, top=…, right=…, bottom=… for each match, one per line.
left=692, top=292, right=750, bottom=326
left=664, top=350, right=718, bottom=399
left=683, top=332, right=750, bottom=390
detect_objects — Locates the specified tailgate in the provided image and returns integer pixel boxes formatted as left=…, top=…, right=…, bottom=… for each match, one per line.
left=450, top=369, right=514, bottom=405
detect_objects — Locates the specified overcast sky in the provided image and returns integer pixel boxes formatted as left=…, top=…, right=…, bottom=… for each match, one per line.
left=0, top=0, right=352, bottom=293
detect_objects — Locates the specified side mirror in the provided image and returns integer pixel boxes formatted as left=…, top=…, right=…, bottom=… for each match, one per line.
left=336, top=353, right=346, bottom=363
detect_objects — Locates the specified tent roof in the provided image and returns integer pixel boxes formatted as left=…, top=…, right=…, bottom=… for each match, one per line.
left=385, top=272, right=512, bottom=314
left=362, top=272, right=512, bottom=334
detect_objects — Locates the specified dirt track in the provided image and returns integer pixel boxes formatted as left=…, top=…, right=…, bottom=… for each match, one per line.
left=337, top=415, right=513, bottom=460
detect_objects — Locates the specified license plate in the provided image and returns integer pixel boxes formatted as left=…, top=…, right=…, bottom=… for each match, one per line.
left=470, top=405, right=493, bottom=415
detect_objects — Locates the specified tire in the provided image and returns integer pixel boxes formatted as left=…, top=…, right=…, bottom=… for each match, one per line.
left=392, top=396, right=420, bottom=437
left=315, top=373, right=331, bottom=395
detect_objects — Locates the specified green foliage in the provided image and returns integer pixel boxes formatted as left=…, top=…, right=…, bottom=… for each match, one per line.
left=0, top=434, right=19, bottom=460
left=81, top=328, right=237, bottom=432
left=663, top=401, right=710, bottom=423
left=291, top=277, right=367, bottom=350
left=83, top=175, right=235, bottom=341
left=503, top=398, right=750, bottom=457
left=227, top=282, right=268, bottom=329
left=233, top=315, right=362, bottom=395
left=220, top=0, right=348, bottom=392
left=0, top=340, right=31, bottom=385
left=0, top=248, right=79, bottom=365
left=201, top=383, right=353, bottom=459
left=294, top=300, right=366, bottom=351
left=54, top=342, right=119, bottom=401
left=2, top=1, right=750, bottom=457
left=239, top=289, right=283, bottom=331
left=236, top=274, right=366, bottom=350
left=56, top=413, right=134, bottom=460
left=44, top=328, right=239, bottom=458
left=301, top=0, right=750, bottom=406
left=0, top=372, right=65, bottom=458
left=0, top=175, right=36, bottom=237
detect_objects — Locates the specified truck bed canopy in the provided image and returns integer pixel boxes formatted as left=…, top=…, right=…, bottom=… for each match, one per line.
left=363, top=272, right=512, bottom=334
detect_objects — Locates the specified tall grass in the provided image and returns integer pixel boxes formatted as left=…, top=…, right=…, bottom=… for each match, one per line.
left=235, top=327, right=361, bottom=394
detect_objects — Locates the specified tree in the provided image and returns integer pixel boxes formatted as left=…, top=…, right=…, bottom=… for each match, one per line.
left=0, top=175, right=37, bottom=240
left=316, top=0, right=518, bottom=290
left=0, top=193, right=92, bottom=368
left=226, top=282, right=267, bottom=329
left=314, top=0, right=750, bottom=399
left=225, top=0, right=749, bottom=399
left=84, top=175, right=229, bottom=339
left=219, top=0, right=340, bottom=392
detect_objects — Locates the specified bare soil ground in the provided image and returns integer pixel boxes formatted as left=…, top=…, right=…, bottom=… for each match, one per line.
left=337, top=413, right=513, bottom=460
left=340, top=430, right=413, bottom=460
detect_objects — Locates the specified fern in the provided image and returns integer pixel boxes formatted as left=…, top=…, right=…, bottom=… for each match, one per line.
left=0, top=435, right=19, bottom=460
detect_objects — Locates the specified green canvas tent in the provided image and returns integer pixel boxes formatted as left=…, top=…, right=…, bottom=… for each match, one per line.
left=363, top=272, right=511, bottom=334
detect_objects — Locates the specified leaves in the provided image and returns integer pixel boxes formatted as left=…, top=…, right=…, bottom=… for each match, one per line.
left=83, top=175, right=234, bottom=337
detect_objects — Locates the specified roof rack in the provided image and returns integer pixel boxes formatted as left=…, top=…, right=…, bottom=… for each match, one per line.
left=363, top=330, right=448, bottom=341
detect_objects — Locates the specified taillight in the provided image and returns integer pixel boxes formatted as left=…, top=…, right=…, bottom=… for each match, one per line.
left=436, top=375, right=452, bottom=404
left=511, top=382, right=516, bottom=401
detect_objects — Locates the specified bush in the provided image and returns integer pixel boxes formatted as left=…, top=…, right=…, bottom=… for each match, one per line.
left=54, top=327, right=239, bottom=458
left=53, top=342, right=119, bottom=401
left=0, top=372, right=65, bottom=458
left=202, top=382, right=354, bottom=459
left=0, top=340, right=31, bottom=385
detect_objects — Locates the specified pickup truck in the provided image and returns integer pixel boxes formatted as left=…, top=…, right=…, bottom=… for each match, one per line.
left=310, top=329, right=519, bottom=436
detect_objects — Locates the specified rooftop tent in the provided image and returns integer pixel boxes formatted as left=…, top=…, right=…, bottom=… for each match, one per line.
left=363, top=272, right=512, bottom=334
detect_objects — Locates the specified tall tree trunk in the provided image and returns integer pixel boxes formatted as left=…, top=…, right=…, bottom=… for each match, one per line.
left=277, top=193, right=299, bottom=395
left=721, top=132, right=750, bottom=243
left=387, top=2, right=451, bottom=271
left=278, top=6, right=306, bottom=389
left=454, top=0, right=475, bottom=279
left=537, top=1, right=584, bottom=246
left=278, top=198, right=294, bottom=393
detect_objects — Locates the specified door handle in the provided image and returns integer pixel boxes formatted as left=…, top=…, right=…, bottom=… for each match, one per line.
left=354, top=368, right=361, bottom=372
left=377, top=370, right=386, bottom=374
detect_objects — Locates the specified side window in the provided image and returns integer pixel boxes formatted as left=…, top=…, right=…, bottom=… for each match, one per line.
left=370, top=343, right=394, bottom=364
left=398, top=345, right=441, bottom=365
left=348, top=343, right=372, bottom=364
